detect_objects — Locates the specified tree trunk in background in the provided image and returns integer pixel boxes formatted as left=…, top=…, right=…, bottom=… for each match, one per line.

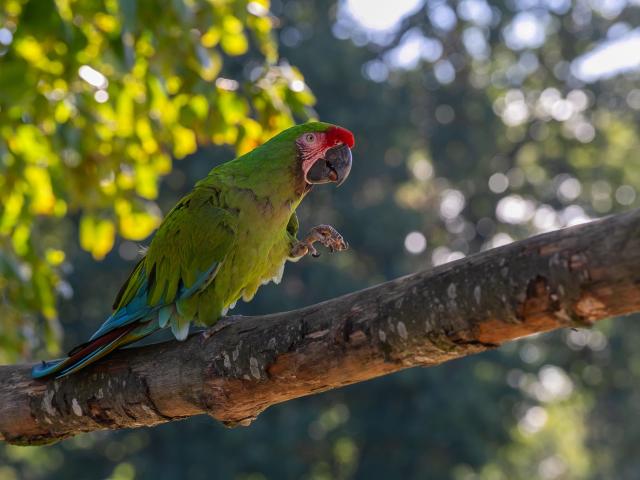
left=1, top=209, right=640, bottom=446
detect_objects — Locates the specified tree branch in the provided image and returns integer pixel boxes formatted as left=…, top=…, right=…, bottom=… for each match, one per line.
left=2, top=209, right=640, bottom=445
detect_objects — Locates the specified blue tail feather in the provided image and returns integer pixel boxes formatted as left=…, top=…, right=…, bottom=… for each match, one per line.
left=32, top=262, right=218, bottom=379
left=32, top=323, right=144, bottom=379
left=32, top=358, right=67, bottom=379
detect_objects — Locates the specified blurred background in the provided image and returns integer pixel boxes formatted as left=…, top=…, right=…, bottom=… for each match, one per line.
left=1, top=0, right=640, bottom=478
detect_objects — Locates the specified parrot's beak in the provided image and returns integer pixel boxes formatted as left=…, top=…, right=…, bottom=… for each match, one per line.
left=306, top=144, right=352, bottom=187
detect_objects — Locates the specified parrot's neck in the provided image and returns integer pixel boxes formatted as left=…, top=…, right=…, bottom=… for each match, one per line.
left=207, top=144, right=307, bottom=207
left=199, top=147, right=307, bottom=231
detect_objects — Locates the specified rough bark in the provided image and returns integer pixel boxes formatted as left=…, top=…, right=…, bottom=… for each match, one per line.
left=2, top=209, right=640, bottom=446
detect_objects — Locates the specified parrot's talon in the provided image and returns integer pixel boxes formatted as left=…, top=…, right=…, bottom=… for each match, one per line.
left=291, top=224, right=348, bottom=259
left=202, top=315, right=243, bottom=340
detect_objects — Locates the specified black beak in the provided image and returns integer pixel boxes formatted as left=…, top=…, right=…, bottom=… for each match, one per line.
left=306, top=144, right=352, bottom=187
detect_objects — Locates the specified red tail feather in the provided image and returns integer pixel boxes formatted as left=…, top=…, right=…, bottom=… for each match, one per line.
left=66, top=324, right=137, bottom=365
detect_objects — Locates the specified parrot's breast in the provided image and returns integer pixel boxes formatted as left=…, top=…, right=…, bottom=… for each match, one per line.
left=199, top=187, right=299, bottom=320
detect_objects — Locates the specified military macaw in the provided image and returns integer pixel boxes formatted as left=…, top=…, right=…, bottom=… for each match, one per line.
left=33, top=122, right=355, bottom=378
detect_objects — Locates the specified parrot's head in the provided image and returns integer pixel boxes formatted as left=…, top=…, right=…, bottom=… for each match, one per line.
left=293, top=122, right=355, bottom=187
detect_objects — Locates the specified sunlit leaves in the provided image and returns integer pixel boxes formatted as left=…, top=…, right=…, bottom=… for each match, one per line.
left=45, top=248, right=65, bottom=266
left=172, top=125, right=198, bottom=159
left=24, top=167, right=56, bottom=214
left=0, top=191, right=24, bottom=234
left=0, top=0, right=313, bottom=358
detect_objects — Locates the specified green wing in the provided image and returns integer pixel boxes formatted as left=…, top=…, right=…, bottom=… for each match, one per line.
left=112, top=256, right=146, bottom=311
left=96, top=186, right=236, bottom=341
left=145, top=187, right=237, bottom=307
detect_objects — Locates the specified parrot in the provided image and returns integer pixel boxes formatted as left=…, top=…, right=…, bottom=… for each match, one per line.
left=32, top=122, right=355, bottom=379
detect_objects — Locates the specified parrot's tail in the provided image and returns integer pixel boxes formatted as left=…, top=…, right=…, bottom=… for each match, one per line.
left=31, top=323, right=142, bottom=379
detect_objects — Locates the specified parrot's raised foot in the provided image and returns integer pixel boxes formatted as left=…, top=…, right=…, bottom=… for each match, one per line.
left=201, top=315, right=244, bottom=340
left=291, top=224, right=348, bottom=258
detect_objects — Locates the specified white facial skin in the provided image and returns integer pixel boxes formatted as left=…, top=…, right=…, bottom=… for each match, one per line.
left=298, top=132, right=337, bottom=183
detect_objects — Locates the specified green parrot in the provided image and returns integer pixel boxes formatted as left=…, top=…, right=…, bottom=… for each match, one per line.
left=33, top=122, right=355, bottom=379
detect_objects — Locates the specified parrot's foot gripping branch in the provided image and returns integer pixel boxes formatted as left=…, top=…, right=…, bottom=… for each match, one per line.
left=201, top=315, right=244, bottom=340
left=291, top=225, right=348, bottom=258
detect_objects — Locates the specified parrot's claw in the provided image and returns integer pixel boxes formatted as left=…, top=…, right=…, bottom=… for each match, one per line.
left=290, top=224, right=348, bottom=259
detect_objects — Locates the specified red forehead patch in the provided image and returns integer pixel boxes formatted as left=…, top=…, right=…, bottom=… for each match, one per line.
left=326, top=126, right=355, bottom=149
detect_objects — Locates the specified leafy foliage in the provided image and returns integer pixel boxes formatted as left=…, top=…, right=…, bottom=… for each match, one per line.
left=0, top=0, right=314, bottom=360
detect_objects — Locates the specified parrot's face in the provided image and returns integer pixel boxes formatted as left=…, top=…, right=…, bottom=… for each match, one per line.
left=296, top=126, right=355, bottom=187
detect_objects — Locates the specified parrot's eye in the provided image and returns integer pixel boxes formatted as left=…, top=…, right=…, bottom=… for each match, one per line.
left=304, top=133, right=316, bottom=144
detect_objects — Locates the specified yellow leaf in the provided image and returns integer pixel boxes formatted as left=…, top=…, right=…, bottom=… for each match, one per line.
left=53, top=200, right=67, bottom=217
left=80, top=215, right=116, bottom=260
left=172, top=125, right=197, bottom=159
left=189, top=95, right=209, bottom=119
left=117, top=170, right=135, bottom=190
left=45, top=249, right=66, bottom=266
left=0, top=190, right=24, bottom=234
left=221, top=33, right=248, bottom=56
left=12, top=223, right=30, bottom=256
left=54, top=101, right=72, bottom=123
left=116, top=200, right=161, bottom=240
left=201, top=27, right=221, bottom=48
left=223, top=15, right=243, bottom=34
left=166, top=76, right=182, bottom=95
left=152, top=153, right=172, bottom=175
left=14, top=36, right=44, bottom=64
left=94, top=13, right=120, bottom=33
left=134, top=164, right=159, bottom=199
left=218, top=91, right=248, bottom=124
left=116, top=92, right=134, bottom=137
left=237, top=118, right=263, bottom=154
left=119, top=210, right=160, bottom=240
left=25, top=166, right=56, bottom=215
